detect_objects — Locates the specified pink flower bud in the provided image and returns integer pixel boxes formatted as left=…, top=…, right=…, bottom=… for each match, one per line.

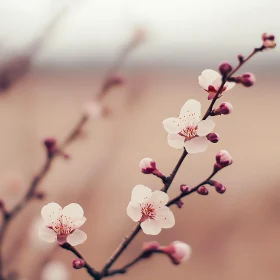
left=207, top=133, right=219, bottom=143
left=215, top=150, right=233, bottom=171
left=212, top=102, right=233, bottom=116
left=162, top=241, right=192, bottom=265
left=262, top=33, right=276, bottom=49
left=197, top=186, right=208, bottom=195
left=139, top=158, right=157, bottom=174
left=43, top=138, right=57, bottom=155
left=175, top=199, right=184, bottom=208
left=219, top=62, right=232, bottom=76
left=237, top=54, right=244, bottom=63
left=72, top=258, right=85, bottom=269
left=215, top=183, right=226, bottom=194
left=240, top=73, right=256, bottom=87
left=142, top=241, right=160, bottom=252
left=180, top=184, right=189, bottom=193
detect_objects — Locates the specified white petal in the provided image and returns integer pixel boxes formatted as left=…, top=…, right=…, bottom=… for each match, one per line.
left=73, top=217, right=87, bottom=229
left=67, top=229, right=87, bottom=246
left=162, top=118, right=182, bottom=134
left=198, top=69, right=221, bottom=89
left=167, top=134, right=185, bottom=149
left=141, top=219, right=162, bottom=235
left=38, top=226, right=57, bottom=243
left=148, top=190, right=169, bottom=206
left=184, top=136, right=209, bottom=154
left=179, top=99, right=201, bottom=122
left=225, top=81, right=236, bottom=91
left=62, top=203, right=84, bottom=222
left=41, top=203, right=62, bottom=226
left=197, top=119, right=215, bottom=136
left=131, top=185, right=152, bottom=203
left=157, top=207, right=175, bottom=228
left=126, top=201, right=142, bottom=222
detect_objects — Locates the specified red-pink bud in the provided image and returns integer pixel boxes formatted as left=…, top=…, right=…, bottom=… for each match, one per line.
left=240, top=73, right=256, bottom=87
left=219, top=62, right=232, bottom=76
left=161, top=241, right=192, bottom=265
left=43, top=138, right=57, bottom=153
left=139, top=158, right=157, bottom=174
left=207, top=133, right=219, bottom=143
left=215, top=150, right=233, bottom=171
left=175, top=200, right=184, bottom=209
left=72, top=258, right=85, bottom=269
left=212, top=102, right=233, bottom=116
left=215, top=183, right=226, bottom=194
left=180, top=184, right=189, bottom=194
left=197, top=186, right=208, bottom=195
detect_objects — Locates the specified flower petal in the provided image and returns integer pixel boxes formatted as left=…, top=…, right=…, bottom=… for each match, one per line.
left=212, top=76, right=223, bottom=91
left=126, top=201, right=142, bottom=222
left=179, top=99, right=201, bottom=122
left=41, top=203, right=62, bottom=226
left=167, top=134, right=185, bottom=149
left=62, top=203, right=84, bottom=222
left=73, top=217, right=87, bottom=229
left=162, top=118, right=182, bottom=134
left=141, top=219, right=162, bottom=235
left=38, top=226, right=57, bottom=243
left=157, top=207, right=175, bottom=228
left=184, top=136, right=209, bottom=154
left=131, top=185, right=152, bottom=203
left=198, top=69, right=221, bottom=89
left=225, top=81, right=236, bottom=91
left=148, top=190, right=169, bottom=206
left=67, top=229, right=87, bottom=246
left=197, top=119, right=215, bottom=136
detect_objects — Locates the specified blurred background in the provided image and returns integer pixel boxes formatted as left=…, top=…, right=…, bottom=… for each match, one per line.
left=0, top=0, right=280, bottom=279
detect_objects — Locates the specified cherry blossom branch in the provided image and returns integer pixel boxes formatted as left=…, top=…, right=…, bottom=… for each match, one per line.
left=0, top=30, right=144, bottom=280
left=61, top=243, right=100, bottom=279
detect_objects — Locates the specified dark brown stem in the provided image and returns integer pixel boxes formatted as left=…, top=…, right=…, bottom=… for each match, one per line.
left=202, top=45, right=264, bottom=120
left=61, top=243, right=100, bottom=279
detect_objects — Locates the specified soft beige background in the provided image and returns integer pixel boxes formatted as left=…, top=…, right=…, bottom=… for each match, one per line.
left=0, top=64, right=279, bottom=280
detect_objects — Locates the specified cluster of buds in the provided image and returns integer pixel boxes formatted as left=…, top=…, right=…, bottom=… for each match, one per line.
left=214, top=150, right=233, bottom=172
left=211, top=102, right=233, bottom=116
left=142, top=241, right=191, bottom=265
left=139, top=158, right=166, bottom=181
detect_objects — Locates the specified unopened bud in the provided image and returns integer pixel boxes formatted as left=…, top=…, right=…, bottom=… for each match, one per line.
left=237, top=54, right=244, bottom=63
left=236, top=73, right=256, bottom=87
left=207, top=133, right=219, bottom=143
left=215, top=150, right=233, bottom=171
left=215, top=183, right=226, bottom=194
left=139, top=158, right=156, bottom=174
left=197, top=186, right=208, bottom=195
left=161, top=241, right=192, bottom=265
left=43, top=138, right=57, bottom=155
left=212, top=102, right=233, bottom=116
left=175, top=200, right=184, bottom=209
left=180, top=184, right=189, bottom=194
left=262, top=33, right=276, bottom=49
left=219, top=62, right=232, bottom=76
left=72, top=258, right=85, bottom=269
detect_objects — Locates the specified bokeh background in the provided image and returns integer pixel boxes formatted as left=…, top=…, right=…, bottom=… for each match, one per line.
left=0, top=0, right=280, bottom=279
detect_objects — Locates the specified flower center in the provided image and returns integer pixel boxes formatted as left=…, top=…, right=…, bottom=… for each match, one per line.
left=49, top=216, right=74, bottom=235
left=141, top=203, right=156, bottom=220
left=179, top=125, right=198, bottom=141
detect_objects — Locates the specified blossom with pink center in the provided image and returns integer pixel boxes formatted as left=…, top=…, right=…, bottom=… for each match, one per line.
left=39, top=203, right=87, bottom=246
left=162, top=99, right=215, bottom=154
left=198, top=69, right=236, bottom=100
left=126, top=185, right=175, bottom=235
